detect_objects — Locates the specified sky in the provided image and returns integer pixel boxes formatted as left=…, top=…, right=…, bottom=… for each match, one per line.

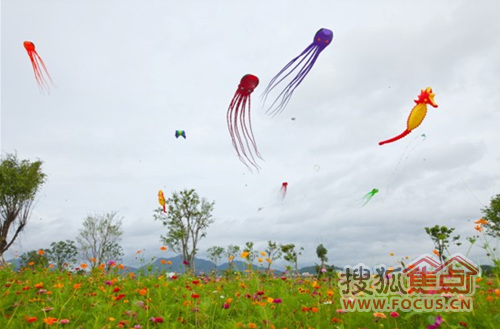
left=1, top=0, right=499, bottom=269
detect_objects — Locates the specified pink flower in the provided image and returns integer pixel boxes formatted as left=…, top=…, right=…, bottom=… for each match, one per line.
left=222, top=303, right=230, bottom=309
left=390, top=311, right=399, bottom=318
left=272, top=298, right=282, bottom=304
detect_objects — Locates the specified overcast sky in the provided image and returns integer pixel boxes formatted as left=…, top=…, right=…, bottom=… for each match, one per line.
left=2, top=0, right=499, bottom=269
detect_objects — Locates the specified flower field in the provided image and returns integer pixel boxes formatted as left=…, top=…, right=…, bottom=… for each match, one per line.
left=1, top=260, right=498, bottom=329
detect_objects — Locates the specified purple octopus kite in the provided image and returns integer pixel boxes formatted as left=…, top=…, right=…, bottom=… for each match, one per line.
left=262, top=28, right=333, bottom=116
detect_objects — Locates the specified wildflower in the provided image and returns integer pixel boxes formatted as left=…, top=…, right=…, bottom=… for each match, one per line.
left=257, top=258, right=263, bottom=263
left=59, top=319, right=70, bottom=324
left=90, top=257, right=96, bottom=262
left=248, top=323, right=257, bottom=329
left=331, top=318, right=342, bottom=323
left=311, top=307, right=319, bottom=313
left=37, top=249, right=44, bottom=255
left=241, top=251, right=249, bottom=258
left=160, top=246, right=167, bottom=250
left=459, top=322, right=467, bottom=327
left=474, top=225, right=483, bottom=232
left=43, top=317, right=58, bottom=325
left=373, top=312, right=386, bottom=319
left=390, top=252, right=395, bottom=256
left=475, top=218, right=489, bottom=225
left=390, top=311, right=399, bottom=318
left=432, top=249, right=440, bottom=257
left=192, top=280, right=200, bottom=285
left=160, top=260, right=167, bottom=264
left=321, top=268, right=327, bottom=273
left=48, top=264, right=54, bottom=269
left=150, top=317, right=164, bottom=323
left=26, top=316, right=38, bottom=323
left=260, top=251, right=267, bottom=256
left=273, top=298, right=282, bottom=304
left=183, top=260, right=189, bottom=266
left=266, top=258, right=272, bottom=264
left=34, top=282, right=44, bottom=289
left=167, top=260, right=172, bottom=265
left=223, top=302, right=230, bottom=309
left=428, top=315, right=442, bottom=329
left=80, top=263, right=88, bottom=269
left=336, top=309, right=347, bottom=313
left=138, top=288, right=147, bottom=296
left=73, top=283, right=81, bottom=289
left=191, top=293, right=200, bottom=299
left=107, top=260, right=116, bottom=267
left=108, top=317, right=115, bottom=322
left=134, top=326, right=143, bottom=329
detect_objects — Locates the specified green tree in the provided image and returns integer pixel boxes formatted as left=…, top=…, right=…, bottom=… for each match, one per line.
left=207, top=245, right=225, bottom=273
left=153, top=189, right=215, bottom=273
left=280, top=243, right=304, bottom=276
left=46, top=240, right=78, bottom=270
left=264, top=240, right=282, bottom=273
left=243, top=241, right=258, bottom=269
left=424, top=225, right=461, bottom=264
left=316, top=243, right=328, bottom=272
left=0, top=154, right=46, bottom=266
left=225, top=244, right=240, bottom=270
left=76, top=212, right=124, bottom=269
left=20, top=249, right=49, bottom=268
left=481, top=193, right=500, bottom=238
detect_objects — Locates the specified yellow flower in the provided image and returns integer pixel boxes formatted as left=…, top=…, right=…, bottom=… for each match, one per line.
left=241, top=251, right=249, bottom=259
left=257, top=258, right=263, bottom=263
left=260, top=251, right=267, bottom=256
left=265, top=258, right=272, bottom=264
left=389, top=252, right=395, bottom=256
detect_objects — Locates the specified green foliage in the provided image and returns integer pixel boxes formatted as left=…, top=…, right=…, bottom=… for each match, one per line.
left=76, top=212, right=124, bottom=269
left=0, top=154, right=46, bottom=265
left=153, top=189, right=214, bottom=272
left=264, top=241, right=282, bottom=272
left=424, top=225, right=461, bottom=263
left=481, top=193, right=500, bottom=238
left=225, top=244, right=240, bottom=270
left=46, top=240, right=78, bottom=270
left=280, top=243, right=304, bottom=276
left=207, top=246, right=225, bottom=271
left=316, top=243, right=328, bottom=269
left=19, top=249, right=49, bottom=268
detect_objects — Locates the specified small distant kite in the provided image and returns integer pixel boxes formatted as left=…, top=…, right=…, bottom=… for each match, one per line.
left=175, top=130, right=186, bottom=139
left=23, top=41, right=54, bottom=93
left=379, top=88, right=438, bottom=145
left=158, top=190, right=166, bottom=213
left=262, top=28, right=333, bottom=116
left=279, top=182, right=288, bottom=200
left=227, top=74, right=262, bottom=171
left=361, top=188, right=379, bottom=206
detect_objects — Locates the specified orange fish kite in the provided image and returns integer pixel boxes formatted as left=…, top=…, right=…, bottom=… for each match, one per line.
left=379, top=87, right=438, bottom=145
left=158, top=190, right=166, bottom=213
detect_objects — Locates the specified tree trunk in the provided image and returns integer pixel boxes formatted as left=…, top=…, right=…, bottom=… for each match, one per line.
left=0, top=253, right=8, bottom=268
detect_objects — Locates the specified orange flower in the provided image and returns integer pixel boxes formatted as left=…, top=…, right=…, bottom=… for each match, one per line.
left=241, top=251, right=249, bottom=258
left=26, top=316, right=38, bottom=323
left=257, top=258, right=263, bottom=263
left=474, top=225, right=483, bottom=232
left=90, top=257, right=97, bottom=263
left=160, top=246, right=167, bottom=251
left=432, top=249, right=440, bottom=257
left=475, top=218, right=489, bottom=225
left=248, top=323, right=257, bottom=329
left=265, top=258, right=272, bottom=264
left=311, top=307, right=319, bottom=313
left=260, top=251, right=267, bottom=256
left=28, top=261, right=35, bottom=266
left=37, top=249, right=44, bottom=255
left=160, top=260, right=167, bottom=264
left=373, top=312, right=386, bottom=319
left=73, top=283, right=81, bottom=289
left=80, top=263, right=88, bottom=269
left=138, top=288, right=148, bottom=296
left=43, top=317, right=58, bottom=325
left=34, top=282, right=44, bottom=289
left=167, top=260, right=172, bottom=265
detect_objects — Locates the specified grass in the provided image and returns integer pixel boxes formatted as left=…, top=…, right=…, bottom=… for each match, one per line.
left=0, top=260, right=499, bottom=328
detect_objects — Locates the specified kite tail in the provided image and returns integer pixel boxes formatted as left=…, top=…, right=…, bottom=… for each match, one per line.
left=162, top=205, right=166, bottom=213
left=379, top=129, right=411, bottom=145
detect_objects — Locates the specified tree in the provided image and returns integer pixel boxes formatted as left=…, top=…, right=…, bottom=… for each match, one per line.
left=0, top=154, right=46, bottom=266
left=264, top=241, right=282, bottom=273
left=316, top=243, right=328, bottom=272
left=153, top=189, right=215, bottom=273
left=481, top=193, right=500, bottom=238
left=76, top=212, right=124, bottom=269
left=207, top=246, right=224, bottom=273
left=424, top=225, right=461, bottom=264
left=225, top=244, right=240, bottom=270
left=20, top=249, right=49, bottom=268
left=280, top=243, right=304, bottom=276
left=46, top=240, right=78, bottom=270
